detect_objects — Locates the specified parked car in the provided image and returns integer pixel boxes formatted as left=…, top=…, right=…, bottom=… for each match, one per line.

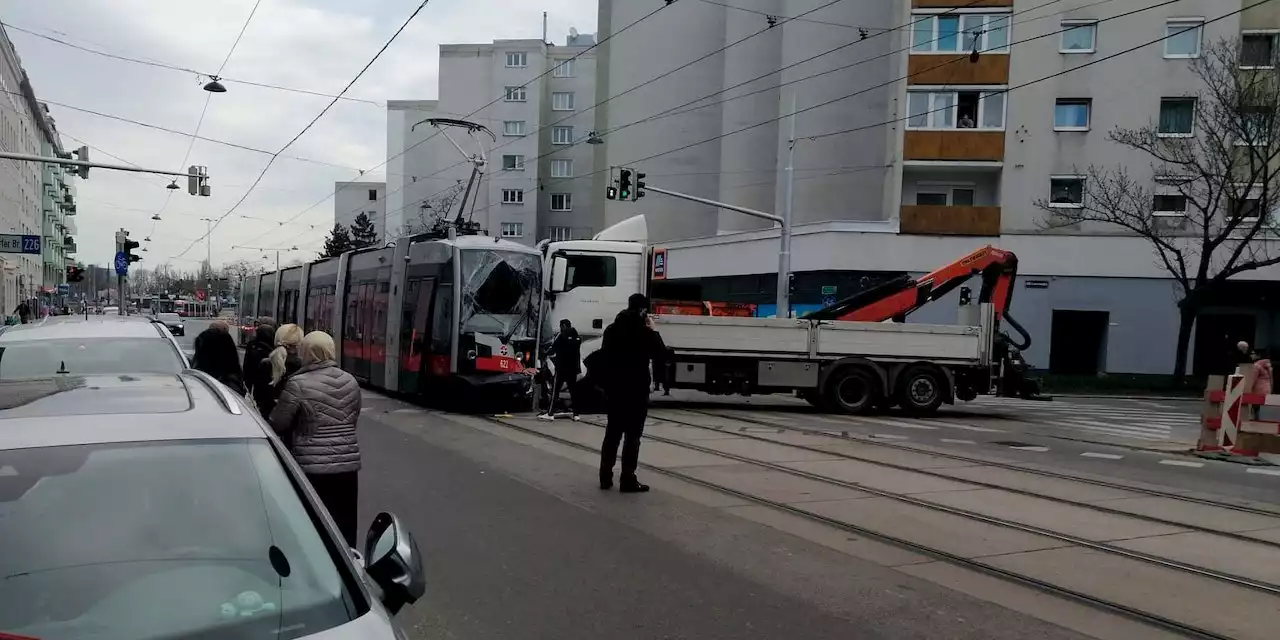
left=0, top=315, right=189, bottom=377
left=155, top=311, right=186, bottom=336
left=0, top=371, right=426, bottom=638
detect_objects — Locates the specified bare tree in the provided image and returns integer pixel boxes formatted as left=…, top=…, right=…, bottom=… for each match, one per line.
left=1036, top=38, right=1280, bottom=381
left=218, top=259, right=257, bottom=284
left=405, top=181, right=466, bottom=236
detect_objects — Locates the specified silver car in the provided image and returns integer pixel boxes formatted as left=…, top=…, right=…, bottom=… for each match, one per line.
left=0, top=370, right=426, bottom=639
left=0, top=316, right=189, bottom=376
left=155, top=311, right=186, bottom=336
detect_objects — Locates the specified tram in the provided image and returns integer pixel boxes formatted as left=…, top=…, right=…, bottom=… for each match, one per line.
left=240, top=228, right=543, bottom=408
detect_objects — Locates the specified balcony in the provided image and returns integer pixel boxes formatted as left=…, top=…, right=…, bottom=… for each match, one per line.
left=904, top=130, right=1005, bottom=162
left=900, top=205, right=1001, bottom=236
left=63, top=236, right=76, bottom=253
left=907, top=54, right=1009, bottom=85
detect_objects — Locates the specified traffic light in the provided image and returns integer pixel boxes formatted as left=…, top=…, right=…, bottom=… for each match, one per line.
left=606, top=185, right=618, bottom=200
left=66, top=266, right=84, bottom=282
left=124, top=239, right=142, bottom=264
left=188, top=165, right=211, bottom=196
left=618, top=168, right=633, bottom=201
left=633, top=172, right=646, bottom=201
left=73, top=146, right=89, bottom=179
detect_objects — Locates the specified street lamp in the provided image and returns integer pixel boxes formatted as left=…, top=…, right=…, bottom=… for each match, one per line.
left=203, top=76, right=227, bottom=93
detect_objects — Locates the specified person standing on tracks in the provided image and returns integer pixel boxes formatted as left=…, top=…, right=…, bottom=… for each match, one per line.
left=597, top=293, right=665, bottom=493
left=540, top=318, right=583, bottom=421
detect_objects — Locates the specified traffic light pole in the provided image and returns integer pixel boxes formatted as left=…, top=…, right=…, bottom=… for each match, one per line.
left=640, top=185, right=793, bottom=316
left=0, top=150, right=200, bottom=179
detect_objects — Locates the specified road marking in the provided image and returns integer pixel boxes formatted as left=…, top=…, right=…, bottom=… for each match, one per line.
left=860, top=416, right=939, bottom=431
left=1158, top=459, right=1205, bottom=468
left=870, top=433, right=909, bottom=440
left=1080, top=452, right=1124, bottom=460
left=1246, top=467, right=1280, bottom=476
left=933, top=421, right=1005, bottom=433
left=1009, top=445, right=1050, bottom=452
left=940, top=438, right=977, bottom=445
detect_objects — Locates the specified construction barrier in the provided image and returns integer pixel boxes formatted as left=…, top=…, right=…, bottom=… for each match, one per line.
left=1200, top=369, right=1280, bottom=457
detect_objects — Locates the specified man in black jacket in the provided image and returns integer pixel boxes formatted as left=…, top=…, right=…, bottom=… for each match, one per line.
left=598, top=294, right=664, bottom=493
left=541, top=319, right=582, bottom=420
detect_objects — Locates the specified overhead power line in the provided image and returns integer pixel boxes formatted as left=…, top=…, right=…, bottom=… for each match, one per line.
left=172, top=0, right=437, bottom=260
left=0, top=20, right=383, bottom=106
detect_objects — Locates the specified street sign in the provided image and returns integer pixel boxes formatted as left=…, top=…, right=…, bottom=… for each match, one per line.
left=821, top=285, right=837, bottom=296
left=0, top=234, right=41, bottom=255
left=56, top=283, right=70, bottom=293
left=114, top=251, right=129, bottom=275
left=651, top=248, right=667, bottom=280
left=822, top=295, right=836, bottom=307
left=195, top=289, right=206, bottom=301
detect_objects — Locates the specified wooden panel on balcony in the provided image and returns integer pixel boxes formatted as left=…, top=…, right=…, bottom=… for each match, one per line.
left=913, top=0, right=1010, bottom=6
left=903, top=130, right=1005, bottom=161
left=900, top=205, right=1001, bottom=236
left=907, top=54, right=1009, bottom=85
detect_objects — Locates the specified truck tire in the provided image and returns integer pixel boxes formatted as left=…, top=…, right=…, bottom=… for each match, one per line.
left=896, top=365, right=945, bottom=415
left=800, top=389, right=827, bottom=410
left=823, top=366, right=881, bottom=415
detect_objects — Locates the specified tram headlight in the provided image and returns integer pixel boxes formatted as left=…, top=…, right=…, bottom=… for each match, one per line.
left=466, top=350, right=477, bottom=360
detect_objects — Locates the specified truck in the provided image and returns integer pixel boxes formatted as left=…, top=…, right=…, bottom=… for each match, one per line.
left=538, top=216, right=1041, bottom=415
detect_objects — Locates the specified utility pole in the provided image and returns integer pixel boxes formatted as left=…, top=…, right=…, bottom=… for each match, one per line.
left=777, top=91, right=797, bottom=319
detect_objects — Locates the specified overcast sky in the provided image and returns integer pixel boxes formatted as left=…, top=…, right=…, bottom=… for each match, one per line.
left=3, top=0, right=596, bottom=270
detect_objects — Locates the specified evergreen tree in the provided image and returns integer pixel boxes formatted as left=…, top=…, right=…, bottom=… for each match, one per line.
left=349, top=212, right=379, bottom=248
left=321, top=223, right=354, bottom=258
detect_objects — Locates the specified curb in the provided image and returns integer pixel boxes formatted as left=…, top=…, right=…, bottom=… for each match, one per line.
left=1049, top=393, right=1200, bottom=402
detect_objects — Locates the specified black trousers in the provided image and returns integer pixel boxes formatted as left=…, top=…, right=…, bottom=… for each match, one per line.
left=308, top=470, right=360, bottom=549
left=550, top=368, right=580, bottom=414
left=601, top=397, right=648, bottom=484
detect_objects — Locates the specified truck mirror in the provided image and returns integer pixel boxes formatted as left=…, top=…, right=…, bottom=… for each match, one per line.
left=550, top=256, right=569, bottom=293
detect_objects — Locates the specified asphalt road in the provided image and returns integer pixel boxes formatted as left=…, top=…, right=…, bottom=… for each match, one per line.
left=354, top=392, right=1093, bottom=640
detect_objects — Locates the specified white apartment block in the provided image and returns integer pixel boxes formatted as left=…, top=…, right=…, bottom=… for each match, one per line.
left=595, top=0, right=1280, bottom=376
left=386, top=30, right=598, bottom=246
left=334, top=181, right=386, bottom=243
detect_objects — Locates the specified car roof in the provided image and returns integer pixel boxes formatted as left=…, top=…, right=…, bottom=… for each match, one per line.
left=0, top=317, right=164, bottom=342
left=0, top=372, right=266, bottom=450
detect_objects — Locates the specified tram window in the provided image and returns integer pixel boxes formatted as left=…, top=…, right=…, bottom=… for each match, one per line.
left=565, top=255, right=616, bottom=290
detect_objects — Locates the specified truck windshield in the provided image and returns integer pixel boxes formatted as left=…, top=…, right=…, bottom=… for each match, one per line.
left=459, top=249, right=542, bottom=341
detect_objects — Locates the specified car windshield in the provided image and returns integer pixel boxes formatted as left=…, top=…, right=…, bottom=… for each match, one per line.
left=0, top=439, right=358, bottom=640
left=158, top=313, right=181, bottom=322
left=0, top=338, right=184, bottom=379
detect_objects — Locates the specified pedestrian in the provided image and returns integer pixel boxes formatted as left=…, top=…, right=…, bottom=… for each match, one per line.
left=192, top=327, right=247, bottom=395
left=14, top=300, right=29, bottom=324
left=256, top=323, right=304, bottom=416
left=243, top=323, right=277, bottom=410
left=540, top=319, right=582, bottom=421
left=268, top=331, right=362, bottom=547
left=1252, top=349, right=1272, bottom=419
left=597, top=293, right=665, bottom=493
left=1230, top=340, right=1253, bottom=375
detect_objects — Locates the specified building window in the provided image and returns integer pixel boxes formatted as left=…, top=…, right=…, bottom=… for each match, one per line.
left=367, top=189, right=377, bottom=201
left=503, top=120, right=526, bottom=136
left=552, top=126, right=574, bottom=145
left=1053, top=99, right=1091, bottom=131
left=1158, top=98, right=1196, bottom=136
left=1060, top=20, right=1097, bottom=53
left=550, top=193, right=572, bottom=211
left=550, top=159, right=573, bottom=178
left=500, top=222, right=523, bottom=237
left=906, top=90, right=1005, bottom=129
left=505, top=51, right=527, bottom=68
left=502, top=189, right=524, bottom=204
left=502, top=155, right=525, bottom=170
left=1152, top=193, right=1188, bottom=215
left=1164, top=19, right=1203, bottom=58
left=1048, top=177, right=1084, bottom=208
left=504, top=86, right=527, bottom=102
left=552, top=58, right=575, bottom=77
left=915, top=186, right=975, bottom=206
left=911, top=13, right=1009, bottom=53
left=1241, top=107, right=1270, bottom=145
left=1241, top=33, right=1276, bottom=68
left=545, top=225, right=572, bottom=241
left=552, top=92, right=575, bottom=111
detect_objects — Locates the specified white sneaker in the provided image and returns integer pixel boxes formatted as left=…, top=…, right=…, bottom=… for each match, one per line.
left=537, top=413, right=555, bottom=421
left=572, top=415, right=581, bottom=422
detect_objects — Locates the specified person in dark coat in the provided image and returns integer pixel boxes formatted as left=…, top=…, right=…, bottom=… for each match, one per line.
left=14, top=301, right=30, bottom=324
left=597, top=293, right=665, bottom=493
left=269, top=331, right=362, bottom=547
left=243, top=324, right=276, bottom=410
left=192, top=327, right=246, bottom=395
left=541, top=319, right=582, bottom=420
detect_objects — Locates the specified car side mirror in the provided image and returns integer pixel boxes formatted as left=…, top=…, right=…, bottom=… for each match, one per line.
left=549, top=256, right=568, bottom=293
left=363, top=512, right=425, bottom=615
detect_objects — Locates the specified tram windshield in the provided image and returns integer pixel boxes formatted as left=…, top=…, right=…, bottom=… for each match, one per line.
left=459, top=249, right=542, bottom=341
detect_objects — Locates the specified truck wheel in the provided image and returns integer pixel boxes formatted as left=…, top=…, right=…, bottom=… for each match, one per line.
left=800, top=389, right=827, bottom=410
left=896, top=365, right=945, bottom=415
left=823, top=367, right=881, bottom=415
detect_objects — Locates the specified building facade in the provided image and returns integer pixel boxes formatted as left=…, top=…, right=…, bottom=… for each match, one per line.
left=386, top=30, right=599, bottom=245
left=334, top=181, right=385, bottom=243
left=597, top=0, right=1280, bottom=375
left=0, top=25, right=71, bottom=315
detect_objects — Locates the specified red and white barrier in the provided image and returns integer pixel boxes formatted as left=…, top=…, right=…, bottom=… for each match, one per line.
left=1201, top=372, right=1280, bottom=456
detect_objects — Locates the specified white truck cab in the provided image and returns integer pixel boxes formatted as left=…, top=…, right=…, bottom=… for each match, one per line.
left=542, top=215, right=650, bottom=341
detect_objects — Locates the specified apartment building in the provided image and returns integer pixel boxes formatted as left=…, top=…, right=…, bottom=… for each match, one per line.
left=0, top=24, right=70, bottom=315
left=385, top=30, right=599, bottom=246
left=333, top=181, right=385, bottom=243
left=597, top=0, right=1279, bottom=375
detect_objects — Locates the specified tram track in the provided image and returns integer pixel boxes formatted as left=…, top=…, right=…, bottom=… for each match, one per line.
left=477, top=412, right=1280, bottom=640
